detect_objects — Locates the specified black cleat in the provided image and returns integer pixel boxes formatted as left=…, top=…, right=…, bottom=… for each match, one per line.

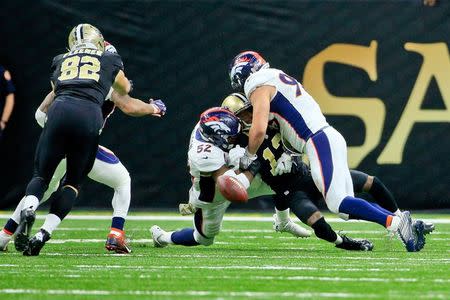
left=413, top=220, right=426, bottom=252
left=23, top=229, right=51, bottom=256
left=336, top=235, right=374, bottom=251
left=14, top=208, right=36, bottom=252
left=414, top=220, right=435, bottom=235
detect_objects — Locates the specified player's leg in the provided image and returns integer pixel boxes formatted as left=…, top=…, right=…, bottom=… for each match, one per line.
left=14, top=116, right=66, bottom=252
left=272, top=193, right=311, bottom=237
left=88, top=145, right=132, bottom=253
left=151, top=201, right=230, bottom=247
left=24, top=104, right=102, bottom=256
left=306, top=127, right=422, bottom=251
left=288, top=191, right=373, bottom=251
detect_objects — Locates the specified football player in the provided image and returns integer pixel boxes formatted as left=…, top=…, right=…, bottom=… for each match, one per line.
left=2, top=24, right=165, bottom=256
left=228, top=51, right=425, bottom=252
left=150, top=107, right=260, bottom=247
left=222, top=93, right=433, bottom=249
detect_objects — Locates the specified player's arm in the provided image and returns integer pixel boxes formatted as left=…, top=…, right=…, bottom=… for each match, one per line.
left=211, top=165, right=255, bottom=187
left=1, top=69, right=15, bottom=129
left=112, top=70, right=132, bottom=96
left=247, top=85, right=274, bottom=155
left=110, top=91, right=166, bottom=117
left=35, top=90, right=56, bottom=128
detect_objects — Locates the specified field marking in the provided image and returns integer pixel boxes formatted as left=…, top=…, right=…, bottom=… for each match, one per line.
left=0, top=214, right=449, bottom=223
left=0, top=289, right=381, bottom=298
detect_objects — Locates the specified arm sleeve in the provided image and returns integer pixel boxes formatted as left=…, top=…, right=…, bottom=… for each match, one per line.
left=104, top=53, right=124, bottom=78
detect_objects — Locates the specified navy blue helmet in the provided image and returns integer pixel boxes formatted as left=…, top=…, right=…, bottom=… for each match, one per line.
left=199, top=107, right=241, bottom=151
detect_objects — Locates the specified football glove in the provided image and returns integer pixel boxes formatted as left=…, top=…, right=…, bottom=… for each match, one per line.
left=227, top=146, right=246, bottom=169
left=239, top=147, right=257, bottom=170
left=274, top=153, right=292, bottom=176
left=150, top=99, right=167, bottom=117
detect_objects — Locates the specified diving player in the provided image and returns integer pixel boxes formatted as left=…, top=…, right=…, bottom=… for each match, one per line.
left=150, top=107, right=260, bottom=248
left=228, top=51, right=425, bottom=252
left=6, top=24, right=164, bottom=256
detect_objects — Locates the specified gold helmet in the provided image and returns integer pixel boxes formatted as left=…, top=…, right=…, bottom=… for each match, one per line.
left=221, top=92, right=252, bottom=132
left=221, top=93, right=251, bottom=115
left=68, top=24, right=105, bottom=52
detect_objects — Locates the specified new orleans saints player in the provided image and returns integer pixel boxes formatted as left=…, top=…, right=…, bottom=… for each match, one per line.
left=11, top=24, right=165, bottom=256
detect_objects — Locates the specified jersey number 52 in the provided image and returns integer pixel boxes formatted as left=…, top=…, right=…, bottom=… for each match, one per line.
left=58, top=55, right=101, bottom=82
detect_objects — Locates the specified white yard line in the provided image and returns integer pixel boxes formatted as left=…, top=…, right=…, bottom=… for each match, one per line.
left=0, top=289, right=381, bottom=298
left=0, top=214, right=449, bottom=223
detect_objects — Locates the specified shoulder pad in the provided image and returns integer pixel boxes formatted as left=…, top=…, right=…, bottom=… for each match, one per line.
left=188, top=142, right=225, bottom=173
left=244, top=68, right=279, bottom=98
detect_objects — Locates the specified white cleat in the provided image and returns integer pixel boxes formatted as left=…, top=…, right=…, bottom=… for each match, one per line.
left=150, top=225, right=169, bottom=248
left=273, top=214, right=312, bottom=238
left=0, top=231, right=12, bottom=251
left=395, top=211, right=416, bottom=252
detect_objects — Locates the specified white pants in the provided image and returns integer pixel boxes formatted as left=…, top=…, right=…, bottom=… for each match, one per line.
left=305, top=126, right=354, bottom=214
left=188, top=186, right=231, bottom=246
left=41, top=145, right=131, bottom=218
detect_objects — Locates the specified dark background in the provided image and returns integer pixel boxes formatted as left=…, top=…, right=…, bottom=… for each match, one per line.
left=0, top=1, right=449, bottom=211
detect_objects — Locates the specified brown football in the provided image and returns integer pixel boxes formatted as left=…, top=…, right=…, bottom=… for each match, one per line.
left=216, top=174, right=248, bottom=203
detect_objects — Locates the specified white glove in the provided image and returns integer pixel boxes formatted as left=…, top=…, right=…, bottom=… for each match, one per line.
left=179, top=203, right=197, bottom=216
left=274, top=153, right=292, bottom=175
left=35, top=108, right=47, bottom=128
left=227, top=146, right=246, bottom=169
left=239, top=147, right=257, bottom=170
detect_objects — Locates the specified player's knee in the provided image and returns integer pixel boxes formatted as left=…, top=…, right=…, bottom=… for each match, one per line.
left=325, top=198, right=341, bottom=214
left=194, top=231, right=215, bottom=246
left=203, top=223, right=221, bottom=239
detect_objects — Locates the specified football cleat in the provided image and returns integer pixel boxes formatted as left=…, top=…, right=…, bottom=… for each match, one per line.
left=150, top=225, right=169, bottom=248
left=14, top=208, right=36, bottom=252
left=413, top=220, right=426, bottom=251
left=273, top=214, right=312, bottom=238
left=0, top=231, right=12, bottom=251
left=105, top=229, right=131, bottom=254
left=179, top=203, right=197, bottom=216
left=23, top=229, right=51, bottom=256
left=335, top=235, right=374, bottom=251
left=414, top=220, right=435, bottom=235
left=395, top=211, right=416, bottom=252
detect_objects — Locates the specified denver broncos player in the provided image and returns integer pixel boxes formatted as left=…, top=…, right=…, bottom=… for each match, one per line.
left=1, top=24, right=165, bottom=256
left=150, top=108, right=260, bottom=247
left=228, top=51, right=425, bottom=252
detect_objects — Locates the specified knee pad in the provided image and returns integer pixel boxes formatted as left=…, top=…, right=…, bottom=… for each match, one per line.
left=194, top=230, right=215, bottom=246
left=326, top=198, right=341, bottom=214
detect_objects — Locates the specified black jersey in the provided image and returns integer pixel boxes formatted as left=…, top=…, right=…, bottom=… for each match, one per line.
left=50, top=49, right=123, bottom=106
left=237, top=128, right=321, bottom=199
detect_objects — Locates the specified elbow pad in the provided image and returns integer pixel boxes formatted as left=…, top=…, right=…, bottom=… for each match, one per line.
left=223, top=169, right=250, bottom=190
left=35, top=109, right=46, bottom=128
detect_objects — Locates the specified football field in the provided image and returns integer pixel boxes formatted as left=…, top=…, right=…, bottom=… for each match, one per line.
left=0, top=212, right=449, bottom=300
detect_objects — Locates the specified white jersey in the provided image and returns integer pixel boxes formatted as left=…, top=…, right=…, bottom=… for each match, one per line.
left=188, top=124, right=227, bottom=204
left=244, top=68, right=328, bottom=153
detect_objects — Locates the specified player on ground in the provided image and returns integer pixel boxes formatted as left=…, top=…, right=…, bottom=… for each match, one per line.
left=228, top=51, right=425, bottom=252
left=5, top=24, right=164, bottom=256
left=150, top=107, right=260, bottom=247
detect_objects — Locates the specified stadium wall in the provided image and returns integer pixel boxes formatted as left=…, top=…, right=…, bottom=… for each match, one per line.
left=0, top=1, right=449, bottom=210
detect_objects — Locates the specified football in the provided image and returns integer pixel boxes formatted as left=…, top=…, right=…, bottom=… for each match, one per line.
left=216, top=174, right=248, bottom=203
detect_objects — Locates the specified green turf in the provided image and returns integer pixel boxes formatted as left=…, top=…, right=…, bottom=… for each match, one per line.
left=0, top=212, right=449, bottom=300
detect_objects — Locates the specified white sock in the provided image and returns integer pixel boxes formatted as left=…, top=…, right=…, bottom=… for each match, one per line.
left=161, top=231, right=175, bottom=244
left=394, top=209, right=402, bottom=216
left=11, top=197, right=26, bottom=223
left=23, top=195, right=39, bottom=211
left=0, top=230, right=12, bottom=238
left=334, top=235, right=343, bottom=245
left=41, top=214, right=61, bottom=235
left=112, top=184, right=131, bottom=219
left=387, top=215, right=401, bottom=231
left=275, top=208, right=290, bottom=223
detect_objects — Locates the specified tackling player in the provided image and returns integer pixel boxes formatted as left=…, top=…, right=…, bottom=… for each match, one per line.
left=2, top=24, right=165, bottom=256
left=228, top=51, right=425, bottom=252
left=150, top=107, right=260, bottom=247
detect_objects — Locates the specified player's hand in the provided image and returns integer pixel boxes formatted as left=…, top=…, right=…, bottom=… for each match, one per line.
left=149, top=99, right=167, bottom=117
left=239, top=147, right=257, bottom=170
left=274, top=153, right=292, bottom=175
left=227, top=146, right=246, bottom=169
